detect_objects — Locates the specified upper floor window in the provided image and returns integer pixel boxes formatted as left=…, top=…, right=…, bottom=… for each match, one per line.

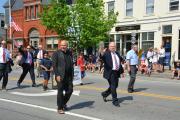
left=30, top=6, right=35, bottom=19
left=170, top=0, right=179, bottom=11
left=126, top=0, right=133, bottom=16
left=107, top=1, right=115, bottom=15
left=146, top=0, right=154, bottom=14
left=35, top=5, right=39, bottom=18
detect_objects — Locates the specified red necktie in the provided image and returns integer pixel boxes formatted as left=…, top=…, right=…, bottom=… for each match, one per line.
left=3, top=48, right=6, bottom=63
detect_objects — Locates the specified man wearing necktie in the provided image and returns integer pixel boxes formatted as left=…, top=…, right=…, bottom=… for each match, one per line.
left=0, top=41, right=10, bottom=91
left=100, top=42, right=124, bottom=107
left=17, top=45, right=36, bottom=88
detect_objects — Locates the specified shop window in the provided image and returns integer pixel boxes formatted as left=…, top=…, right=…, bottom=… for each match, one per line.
left=126, top=0, right=133, bottom=16
left=162, top=25, right=172, bottom=34
left=170, top=0, right=179, bottom=11
left=46, top=37, right=58, bottom=50
left=1, top=20, right=4, bottom=28
left=146, top=0, right=154, bottom=14
left=142, top=32, right=154, bottom=51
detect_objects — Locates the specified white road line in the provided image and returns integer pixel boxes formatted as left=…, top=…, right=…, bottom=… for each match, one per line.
left=0, top=98, right=102, bottom=120
left=10, top=90, right=80, bottom=96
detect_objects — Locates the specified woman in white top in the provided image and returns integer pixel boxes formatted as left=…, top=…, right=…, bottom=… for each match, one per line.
left=158, top=45, right=165, bottom=72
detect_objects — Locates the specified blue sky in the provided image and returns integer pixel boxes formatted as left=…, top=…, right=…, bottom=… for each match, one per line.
left=0, top=0, right=7, bottom=13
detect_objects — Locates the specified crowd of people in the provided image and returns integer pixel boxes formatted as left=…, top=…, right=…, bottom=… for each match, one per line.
left=0, top=40, right=180, bottom=114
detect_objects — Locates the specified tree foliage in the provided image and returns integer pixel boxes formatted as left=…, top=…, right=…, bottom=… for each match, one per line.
left=41, top=0, right=117, bottom=49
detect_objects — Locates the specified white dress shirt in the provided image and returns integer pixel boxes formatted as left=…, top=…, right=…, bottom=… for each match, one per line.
left=111, top=52, right=120, bottom=70
left=37, top=50, right=43, bottom=59
left=0, top=47, right=10, bottom=63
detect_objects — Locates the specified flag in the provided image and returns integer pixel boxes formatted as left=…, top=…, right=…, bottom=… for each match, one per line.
left=11, top=17, right=22, bottom=32
left=13, top=39, right=19, bottom=47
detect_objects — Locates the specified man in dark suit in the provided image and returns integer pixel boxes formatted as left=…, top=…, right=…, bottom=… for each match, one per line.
left=17, top=45, right=36, bottom=87
left=52, top=40, right=74, bottom=114
left=100, top=42, right=124, bottom=107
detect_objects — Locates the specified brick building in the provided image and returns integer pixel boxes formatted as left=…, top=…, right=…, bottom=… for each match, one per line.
left=3, top=0, right=70, bottom=54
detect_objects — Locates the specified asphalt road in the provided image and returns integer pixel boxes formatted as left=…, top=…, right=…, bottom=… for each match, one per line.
left=0, top=68, right=180, bottom=120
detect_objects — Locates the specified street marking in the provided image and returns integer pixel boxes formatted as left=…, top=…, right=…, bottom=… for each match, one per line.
left=0, top=98, right=102, bottom=120
left=76, top=86, right=180, bottom=101
left=10, top=90, right=80, bottom=96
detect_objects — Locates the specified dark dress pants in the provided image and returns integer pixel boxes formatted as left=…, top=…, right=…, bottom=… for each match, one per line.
left=57, top=74, right=73, bottom=110
left=128, top=65, right=137, bottom=90
left=18, top=63, right=35, bottom=84
left=102, top=71, right=119, bottom=102
left=0, top=71, right=8, bottom=89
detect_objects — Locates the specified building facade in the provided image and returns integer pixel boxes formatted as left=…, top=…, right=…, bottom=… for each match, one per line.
left=3, top=0, right=61, bottom=54
left=0, top=13, right=5, bottom=41
left=104, top=0, right=180, bottom=61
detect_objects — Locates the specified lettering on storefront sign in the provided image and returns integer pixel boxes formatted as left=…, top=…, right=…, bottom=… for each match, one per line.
left=115, top=25, right=140, bottom=31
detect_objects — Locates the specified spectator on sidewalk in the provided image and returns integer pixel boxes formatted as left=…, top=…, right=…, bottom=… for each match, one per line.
left=171, top=61, right=180, bottom=80
left=77, top=53, right=86, bottom=80
left=158, top=45, right=165, bottom=72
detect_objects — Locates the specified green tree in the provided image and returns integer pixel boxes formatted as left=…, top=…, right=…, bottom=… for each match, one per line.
left=41, top=0, right=117, bottom=49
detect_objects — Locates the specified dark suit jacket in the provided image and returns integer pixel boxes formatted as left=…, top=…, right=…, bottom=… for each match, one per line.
left=100, top=50, right=124, bottom=80
left=52, top=49, right=74, bottom=80
left=18, top=46, right=35, bottom=66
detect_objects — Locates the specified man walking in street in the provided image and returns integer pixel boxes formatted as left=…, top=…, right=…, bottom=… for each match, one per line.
left=0, top=40, right=11, bottom=91
left=100, top=42, right=124, bottom=107
left=126, top=44, right=139, bottom=93
left=17, top=45, right=36, bottom=88
left=52, top=40, right=74, bottom=114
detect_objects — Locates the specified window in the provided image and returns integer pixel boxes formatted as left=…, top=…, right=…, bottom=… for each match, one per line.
left=46, top=37, right=58, bottom=50
left=35, top=5, right=39, bottom=18
left=146, top=0, right=154, bottom=14
left=170, top=0, right=179, bottom=11
left=25, top=7, right=28, bottom=20
left=107, top=1, right=115, bottom=15
left=1, top=20, right=5, bottom=28
left=126, top=0, right=133, bottom=16
left=142, top=32, right=154, bottom=50
left=30, top=6, right=35, bottom=19
left=162, top=25, right=172, bottom=34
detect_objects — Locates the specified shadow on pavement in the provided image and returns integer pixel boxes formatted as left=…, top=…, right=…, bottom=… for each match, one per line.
left=7, top=85, right=31, bottom=90
left=118, top=96, right=133, bottom=103
left=69, top=101, right=95, bottom=110
left=134, top=88, right=148, bottom=92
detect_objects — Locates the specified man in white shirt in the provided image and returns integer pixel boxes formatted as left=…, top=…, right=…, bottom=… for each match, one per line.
left=36, top=45, right=46, bottom=77
left=0, top=40, right=10, bottom=91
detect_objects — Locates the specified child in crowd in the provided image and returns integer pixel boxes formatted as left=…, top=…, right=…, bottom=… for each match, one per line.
left=40, top=52, right=53, bottom=91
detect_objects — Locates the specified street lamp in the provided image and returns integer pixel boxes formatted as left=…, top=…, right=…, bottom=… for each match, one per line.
left=4, top=24, right=8, bottom=43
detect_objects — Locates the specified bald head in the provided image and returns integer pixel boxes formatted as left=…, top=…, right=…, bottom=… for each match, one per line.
left=38, top=45, right=42, bottom=50
left=1, top=40, right=6, bottom=48
left=60, top=40, right=68, bottom=52
left=109, top=42, right=116, bottom=52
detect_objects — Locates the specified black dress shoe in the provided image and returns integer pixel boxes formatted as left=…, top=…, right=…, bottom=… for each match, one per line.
left=101, top=93, right=107, bottom=102
left=112, top=101, right=120, bottom=107
left=17, top=82, right=21, bottom=88
left=32, top=83, right=37, bottom=87
left=63, top=105, right=68, bottom=111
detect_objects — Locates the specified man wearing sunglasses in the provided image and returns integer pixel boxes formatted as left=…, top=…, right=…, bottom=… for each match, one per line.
left=17, top=45, right=36, bottom=88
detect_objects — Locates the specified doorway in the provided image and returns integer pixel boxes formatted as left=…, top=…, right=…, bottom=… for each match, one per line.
left=162, top=36, right=172, bottom=69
